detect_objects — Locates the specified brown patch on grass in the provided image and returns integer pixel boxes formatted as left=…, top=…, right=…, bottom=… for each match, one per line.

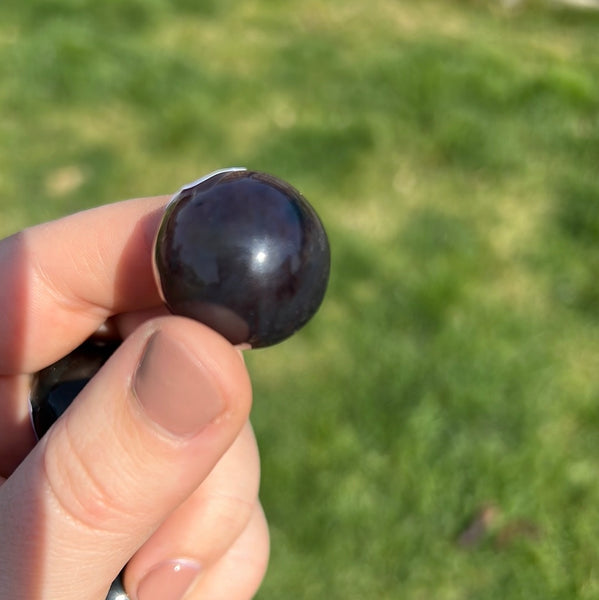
left=44, top=166, right=86, bottom=197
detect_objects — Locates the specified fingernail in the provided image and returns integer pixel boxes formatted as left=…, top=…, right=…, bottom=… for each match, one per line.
left=134, top=331, right=225, bottom=437
left=136, top=559, right=201, bottom=600
left=234, top=345, right=248, bottom=363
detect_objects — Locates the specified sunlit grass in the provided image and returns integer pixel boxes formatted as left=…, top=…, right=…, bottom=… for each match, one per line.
left=1, top=1, right=599, bottom=598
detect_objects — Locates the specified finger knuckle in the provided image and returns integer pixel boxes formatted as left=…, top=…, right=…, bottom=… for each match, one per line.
left=42, top=420, right=130, bottom=535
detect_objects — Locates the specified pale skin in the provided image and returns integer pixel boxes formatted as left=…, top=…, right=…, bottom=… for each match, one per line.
left=0, top=196, right=269, bottom=600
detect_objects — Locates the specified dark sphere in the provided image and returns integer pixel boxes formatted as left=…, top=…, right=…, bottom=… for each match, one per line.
left=29, top=338, right=120, bottom=439
left=153, top=169, right=330, bottom=347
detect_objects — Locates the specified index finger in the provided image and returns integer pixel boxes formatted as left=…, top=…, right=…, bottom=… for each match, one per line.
left=0, top=195, right=169, bottom=374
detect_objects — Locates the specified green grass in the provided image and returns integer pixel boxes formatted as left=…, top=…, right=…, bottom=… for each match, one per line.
left=2, top=1, right=599, bottom=597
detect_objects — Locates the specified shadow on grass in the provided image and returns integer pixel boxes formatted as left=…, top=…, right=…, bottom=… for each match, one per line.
left=550, top=173, right=599, bottom=319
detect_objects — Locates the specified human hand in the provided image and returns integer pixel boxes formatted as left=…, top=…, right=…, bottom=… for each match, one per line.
left=0, top=196, right=269, bottom=600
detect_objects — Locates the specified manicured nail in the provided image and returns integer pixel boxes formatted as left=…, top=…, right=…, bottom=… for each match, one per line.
left=136, top=559, right=201, bottom=600
left=134, top=331, right=225, bottom=437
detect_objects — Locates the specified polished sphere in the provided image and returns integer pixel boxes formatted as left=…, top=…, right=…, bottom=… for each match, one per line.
left=153, top=169, right=330, bottom=347
left=29, top=338, right=120, bottom=439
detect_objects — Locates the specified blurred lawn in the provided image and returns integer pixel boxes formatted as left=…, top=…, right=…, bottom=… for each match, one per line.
left=2, top=0, right=599, bottom=598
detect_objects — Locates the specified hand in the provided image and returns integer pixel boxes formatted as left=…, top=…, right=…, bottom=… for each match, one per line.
left=0, top=196, right=269, bottom=600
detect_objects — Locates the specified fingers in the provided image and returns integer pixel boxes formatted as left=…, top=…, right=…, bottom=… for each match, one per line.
left=188, top=504, right=270, bottom=600
left=128, top=505, right=269, bottom=600
left=0, top=375, right=37, bottom=475
left=124, top=422, right=261, bottom=596
left=124, top=422, right=268, bottom=600
left=0, top=195, right=169, bottom=374
left=0, top=315, right=252, bottom=600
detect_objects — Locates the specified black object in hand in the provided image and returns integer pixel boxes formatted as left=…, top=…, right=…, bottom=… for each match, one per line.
left=29, top=338, right=120, bottom=439
left=153, top=168, right=330, bottom=348
left=29, top=168, right=330, bottom=600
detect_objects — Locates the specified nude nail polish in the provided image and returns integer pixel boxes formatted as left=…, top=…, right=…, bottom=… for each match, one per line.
left=136, top=560, right=201, bottom=600
left=133, top=331, right=225, bottom=437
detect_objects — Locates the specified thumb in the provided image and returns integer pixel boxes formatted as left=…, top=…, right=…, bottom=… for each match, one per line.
left=0, top=316, right=251, bottom=600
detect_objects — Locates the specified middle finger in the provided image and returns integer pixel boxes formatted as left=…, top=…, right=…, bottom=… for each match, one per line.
left=123, top=421, right=261, bottom=592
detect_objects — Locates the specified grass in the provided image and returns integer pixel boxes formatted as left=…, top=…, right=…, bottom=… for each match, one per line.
left=1, top=0, right=599, bottom=597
